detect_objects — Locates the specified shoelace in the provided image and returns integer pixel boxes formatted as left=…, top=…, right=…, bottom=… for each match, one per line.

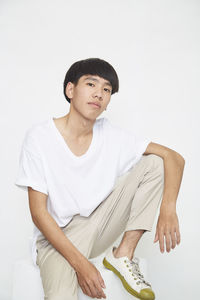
left=127, top=259, right=152, bottom=287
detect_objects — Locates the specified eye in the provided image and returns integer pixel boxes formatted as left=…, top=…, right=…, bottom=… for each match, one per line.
left=87, top=83, right=111, bottom=93
left=104, top=88, right=111, bottom=93
left=87, top=82, right=95, bottom=87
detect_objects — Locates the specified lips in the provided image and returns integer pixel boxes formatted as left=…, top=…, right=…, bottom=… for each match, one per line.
left=88, top=102, right=101, bottom=108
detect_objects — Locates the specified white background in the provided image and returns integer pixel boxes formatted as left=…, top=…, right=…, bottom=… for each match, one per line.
left=1, top=0, right=199, bottom=299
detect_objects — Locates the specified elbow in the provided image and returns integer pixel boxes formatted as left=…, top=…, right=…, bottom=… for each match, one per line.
left=178, top=154, right=185, bottom=165
left=30, top=208, right=47, bottom=224
left=31, top=213, right=40, bottom=225
left=176, top=154, right=186, bottom=168
left=166, top=150, right=185, bottom=166
left=31, top=215, right=39, bottom=227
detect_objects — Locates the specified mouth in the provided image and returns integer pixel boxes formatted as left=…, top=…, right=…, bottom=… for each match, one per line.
left=88, top=102, right=101, bottom=108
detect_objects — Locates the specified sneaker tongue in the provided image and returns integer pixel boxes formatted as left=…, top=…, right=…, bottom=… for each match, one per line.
left=119, top=255, right=139, bottom=264
left=117, top=254, right=132, bottom=262
left=132, top=257, right=140, bottom=264
left=119, top=256, right=140, bottom=264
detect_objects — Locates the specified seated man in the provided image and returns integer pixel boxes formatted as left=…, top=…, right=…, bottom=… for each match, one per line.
left=15, top=57, right=185, bottom=300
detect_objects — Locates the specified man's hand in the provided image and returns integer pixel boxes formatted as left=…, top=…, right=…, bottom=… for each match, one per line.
left=154, top=207, right=181, bottom=253
left=75, top=258, right=106, bottom=299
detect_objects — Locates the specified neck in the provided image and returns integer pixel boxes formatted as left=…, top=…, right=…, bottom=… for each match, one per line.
left=63, top=113, right=95, bottom=140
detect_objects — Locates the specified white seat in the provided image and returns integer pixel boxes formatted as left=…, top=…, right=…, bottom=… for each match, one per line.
left=11, top=250, right=147, bottom=300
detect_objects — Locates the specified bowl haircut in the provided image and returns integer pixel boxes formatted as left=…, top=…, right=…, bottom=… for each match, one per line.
left=63, top=58, right=119, bottom=103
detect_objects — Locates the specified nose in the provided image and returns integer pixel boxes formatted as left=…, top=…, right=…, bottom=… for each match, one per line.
left=93, top=87, right=103, bottom=100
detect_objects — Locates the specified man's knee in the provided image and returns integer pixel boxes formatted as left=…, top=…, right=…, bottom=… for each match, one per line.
left=145, top=154, right=164, bottom=175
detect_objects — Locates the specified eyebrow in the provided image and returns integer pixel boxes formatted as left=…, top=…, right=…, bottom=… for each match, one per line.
left=83, top=76, right=112, bottom=88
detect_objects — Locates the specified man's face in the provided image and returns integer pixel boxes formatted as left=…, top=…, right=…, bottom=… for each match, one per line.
left=65, top=74, right=112, bottom=118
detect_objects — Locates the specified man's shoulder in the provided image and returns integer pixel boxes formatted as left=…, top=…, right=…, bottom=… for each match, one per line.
left=101, top=117, right=125, bottom=133
left=26, top=118, right=50, bottom=136
left=22, top=118, right=50, bottom=149
left=99, top=117, right=127, bottom=142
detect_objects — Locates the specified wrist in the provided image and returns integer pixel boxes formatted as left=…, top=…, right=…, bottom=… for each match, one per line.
left=160, top=202, right=176, bottom=213
left=72, top=254, right=88, bottom=273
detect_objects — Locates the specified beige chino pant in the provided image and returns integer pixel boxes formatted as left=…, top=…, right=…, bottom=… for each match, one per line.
left=36, top=154, right=164, bottom=300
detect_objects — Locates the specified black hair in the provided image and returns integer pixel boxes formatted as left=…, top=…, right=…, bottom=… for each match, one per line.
left=63, top=58, right=119, bottom=103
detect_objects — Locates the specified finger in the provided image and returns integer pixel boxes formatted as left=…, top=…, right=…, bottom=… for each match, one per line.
left=96, top=280, right=106, bottom=298
left=158, top=229, right=165, bottom=253
left=171, top=229, right=177, bottom=249
left=98, top=272, right=106, bottom=289
left=154, top=231, right=159, bottom=243
left=89, top=281, right=102, bottom=299
left=165, top=231, right=171, bottom=252
left=176, top=227, right=181, bottom=245
left=80, top=285, right=88, bottom=295
left=83, top=282, right=93, bottom=298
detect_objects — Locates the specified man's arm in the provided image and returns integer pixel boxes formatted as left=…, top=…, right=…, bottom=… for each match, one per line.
left=28, top=187, right=107, bottom=298
left=144, top=141, right=185, bottom=209
left=28, top=187, right=86, bottom=272
left=143, top=142, right=185, bottom=253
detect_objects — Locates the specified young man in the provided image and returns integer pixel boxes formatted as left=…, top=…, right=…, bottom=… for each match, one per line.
left=15, top=58, right=185, bottom=300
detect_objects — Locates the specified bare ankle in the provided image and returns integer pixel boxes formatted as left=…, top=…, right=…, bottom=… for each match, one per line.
left=113, top=247, right=133, bottom=260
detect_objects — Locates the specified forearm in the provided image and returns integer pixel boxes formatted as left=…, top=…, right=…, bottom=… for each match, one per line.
left=160, top=151, right=185, bottom=212
left=33, top=210, right=86, bottom=272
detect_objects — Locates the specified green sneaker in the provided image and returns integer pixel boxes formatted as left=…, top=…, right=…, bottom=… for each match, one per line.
left=103, top=246, right=155, bottom=300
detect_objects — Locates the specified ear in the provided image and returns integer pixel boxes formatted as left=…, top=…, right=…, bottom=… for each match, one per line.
left=65, top=82, right=74, bottom=100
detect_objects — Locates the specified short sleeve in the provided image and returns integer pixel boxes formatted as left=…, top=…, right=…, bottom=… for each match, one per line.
left=15, top=130, right=48, bottom=195
left=118, top=128, right=151, bottom=177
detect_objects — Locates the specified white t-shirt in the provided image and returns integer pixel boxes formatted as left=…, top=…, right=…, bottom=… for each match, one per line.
left=15, top=116, right=151, bottom=266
